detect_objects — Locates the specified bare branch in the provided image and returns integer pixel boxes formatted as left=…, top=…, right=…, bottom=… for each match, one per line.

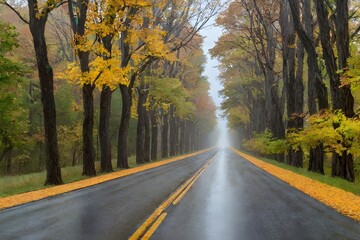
left=0, top=1, right=29, bottom=24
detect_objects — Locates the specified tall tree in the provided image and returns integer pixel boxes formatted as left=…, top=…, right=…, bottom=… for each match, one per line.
left=289, top=0, right=329, bottom=174
left=68, top=0, right=97, bottom=176
left=315, top=0, right=355, bottom=181
left=1, top=0, right=64, bottom=184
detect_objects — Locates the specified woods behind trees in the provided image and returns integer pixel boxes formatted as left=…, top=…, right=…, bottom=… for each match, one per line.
left=0, top=0, right=219, bottom=184
left=213, top=0, right=360, bottom=182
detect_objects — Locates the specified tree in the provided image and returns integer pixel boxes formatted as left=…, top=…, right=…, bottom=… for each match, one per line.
left=0, top=21, right=29, bottom=175
left=68, top=0, right=97, bottom=176
left=315, top=0, right=355, bottom=181
left=1, top=0, right=64, bottom=185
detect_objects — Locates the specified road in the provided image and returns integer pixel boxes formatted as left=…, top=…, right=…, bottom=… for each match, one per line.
left=0, top=148, right=359, bottom=240
left=151, top=149, right=360, bottom=240
left=0, top=149, right=217, bottom=240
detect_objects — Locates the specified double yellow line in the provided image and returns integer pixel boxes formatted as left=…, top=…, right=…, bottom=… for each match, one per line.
left=129, top=152, right=218, bottom=240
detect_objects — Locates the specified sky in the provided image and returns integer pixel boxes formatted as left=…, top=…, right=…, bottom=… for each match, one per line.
left=199, top=10, right=229, bottom=146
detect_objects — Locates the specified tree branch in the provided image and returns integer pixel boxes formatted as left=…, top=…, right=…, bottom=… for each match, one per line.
left=0, top=1, right=29, bottom=24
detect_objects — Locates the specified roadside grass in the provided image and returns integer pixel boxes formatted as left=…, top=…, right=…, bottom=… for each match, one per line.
left=0, top=151, right=199, bottom=198
left=0, top=156, right=137, bottom=197
left=255, top=154, right=360, bottom=196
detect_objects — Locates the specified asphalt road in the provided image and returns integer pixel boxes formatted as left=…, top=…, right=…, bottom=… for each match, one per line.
left=0, top=149, right=217, bottom=240
left=1, top=148, right=360, bottom=240
left=151, top=149, right=360, bottom=240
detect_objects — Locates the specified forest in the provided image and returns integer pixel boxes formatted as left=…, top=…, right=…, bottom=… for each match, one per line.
left=213, top=0, right=360, bottom=182
left=0, top=0, right=218, bottom=185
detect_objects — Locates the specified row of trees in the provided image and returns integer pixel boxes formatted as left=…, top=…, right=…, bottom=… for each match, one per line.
left=0, top=0, right=218, bottom=184
left=213, top=0, right=360, bottom=182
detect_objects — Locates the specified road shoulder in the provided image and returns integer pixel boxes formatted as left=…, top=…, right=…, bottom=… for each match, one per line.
left=0, top=148, right=212, bottom=210
left=230, top=147, right=360, bottom=222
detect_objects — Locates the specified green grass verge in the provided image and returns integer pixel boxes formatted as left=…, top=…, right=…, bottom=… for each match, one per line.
left=256, top=155, right=360, bottom=196
left=0, top=151, right=199, bottom=198
left=0, top=156, right=137, bottom=197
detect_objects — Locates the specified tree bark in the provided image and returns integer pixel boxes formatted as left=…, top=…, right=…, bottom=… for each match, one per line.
left=82, top=84, right=96, bottom=175
left=28, top=1, right=63, bottom=185
left=151, top=109, right=158, bottom=161
left=280, top=0, right=303, bottom=167
left=179, top=120, right=185, bottom=154
left=136, top=87, right=146, bottom=164
left=289, top=0, right=328, bottom=173
left=162, top=112, right=169, bottom=158
left=315, top=0, right=355, bottom=181
left=68, top=0, right=97, bottom=176
left=99, top=86, right=113, bottom=172
left=144, top=108, right=151, bottom=163
left=169, top=106, right=177, bottom=156
left=117, top=84, right=132, bottom=168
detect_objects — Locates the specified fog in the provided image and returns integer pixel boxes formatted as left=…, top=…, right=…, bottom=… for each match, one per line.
left=200, top=9, right=231, bottom=148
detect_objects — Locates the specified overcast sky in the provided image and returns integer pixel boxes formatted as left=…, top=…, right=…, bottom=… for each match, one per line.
left=200, top=14, right=228, bottom=132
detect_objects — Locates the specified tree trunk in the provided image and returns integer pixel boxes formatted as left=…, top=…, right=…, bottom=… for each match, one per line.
left=136, top=88, right=146, bottom=164
left=99, top=86, right=113, bottom=172
left=151, top=109, right=158, bottom=161
left=169, top=106, right=177, bottom=156
left=316, top=0, right=355, bottom=181
left=289, top=0, right=328, bottom=172
left=179, top=120, right=185, bottom=154
left=184, top=120, right=190, bottom=153
left=6, top=148, right=12, bottom=175
left=117, top=84, right=132, bottom=168
left=72, top=148, right=77, bottom=167
left=144, top=109, right=151, bottom=163
left=28, top=11, right=62, bottom=185
left=162, top=112, right=169, bottom=158
left=280, top=0, right=303, bottom=167
left=68, top=0, right=96, bottom=176
left=308, top=144, right=325, bottom=174
left=82, top=84, right=96, bottom=175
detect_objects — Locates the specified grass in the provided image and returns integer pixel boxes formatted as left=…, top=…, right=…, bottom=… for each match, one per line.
left=256, top=155, right=360, bottom=196
left=0, top=156, right=138, bottom=197
left=0, top=151, right=199, bottom=198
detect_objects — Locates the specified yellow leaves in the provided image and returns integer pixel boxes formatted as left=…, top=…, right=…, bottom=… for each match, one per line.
left=58, top=58, right=131, bottom=91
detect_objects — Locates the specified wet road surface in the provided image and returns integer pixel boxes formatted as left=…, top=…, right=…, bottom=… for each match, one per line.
left=0, top=149, right=217, bottom=240
left=151, top=149, right=360, bottom=240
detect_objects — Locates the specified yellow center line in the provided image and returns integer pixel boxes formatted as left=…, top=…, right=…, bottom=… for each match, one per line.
left=141, top=213, right=168, bottom=240
left=129, top=152, right=218, bottom=240
left=0, top=148, right=214, bottom=210
left=172, top=156, right=216, bottom=205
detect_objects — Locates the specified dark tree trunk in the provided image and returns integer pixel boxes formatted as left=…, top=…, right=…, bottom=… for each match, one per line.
left=68, top=0, right=96, bottom=176
left=99, top=86, right=113, bottom=172
left=28, top=3, right=62, bottom=185
left=289, top=0, right=328, bottom=173
left=179, top=120, right=186, bottom=154
left=184, top=120, right=190, bottom=153
left=316, top=0, right=355, bottom=181
left=169, top=106, right=177, bottom=156
left=117, top=84, right=132, bottom=168
left=308, top=144, right=325, bottom=174
left=144, top=109, right=151, bottom=163
left=280, top=0, right=303, bottom=167
left=162, top=112, right=169, bottom=158
left=151, top=109, right=158, bottom=161
left=136, top=88, right=146, bottom=164
left=82, top=84, right=96, bottom=175
left=72, top=148, right=77, bottom=167
left=6, top=148, right=12, bottom=175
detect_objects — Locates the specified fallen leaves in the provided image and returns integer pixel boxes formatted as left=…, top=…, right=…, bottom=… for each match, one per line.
left=0, top=148, right=212, bottom=210
left=230, top=147, right=360, bottom=222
